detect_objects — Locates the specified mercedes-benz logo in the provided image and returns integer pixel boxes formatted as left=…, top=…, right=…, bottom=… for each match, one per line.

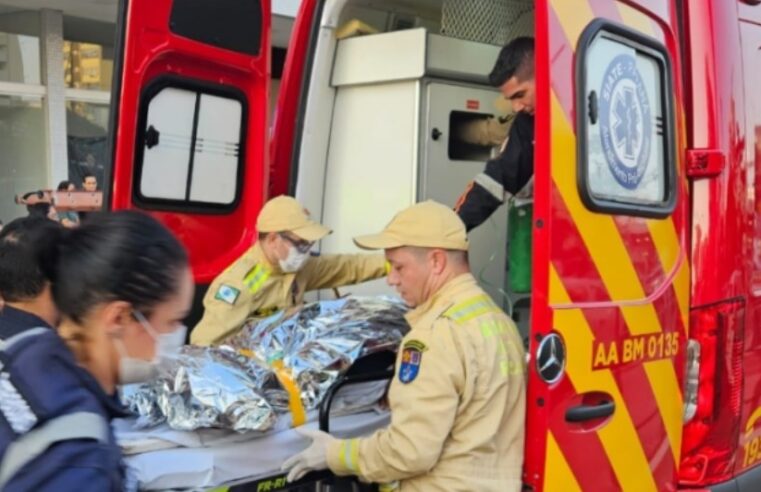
left=536, top=333, right=566, bottom=384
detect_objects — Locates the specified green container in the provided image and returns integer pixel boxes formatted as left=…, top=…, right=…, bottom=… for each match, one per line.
left=507, top=202, right=533, bottom=293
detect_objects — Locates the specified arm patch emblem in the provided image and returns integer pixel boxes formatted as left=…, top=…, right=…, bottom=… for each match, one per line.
left=398, top=340, right=426, bottom=384
left=215, top=284, right=240, bottom=305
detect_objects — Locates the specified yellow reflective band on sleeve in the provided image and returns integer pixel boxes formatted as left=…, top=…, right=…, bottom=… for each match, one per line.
left=378, top=482, right=400, bottom=492
left=444, top=294, right=499, bottom=323
left=271, top=359, right=307, bottom=427
left=244, top=265, right=270, bottom=294
left=339, top=438, right=361, bottom=473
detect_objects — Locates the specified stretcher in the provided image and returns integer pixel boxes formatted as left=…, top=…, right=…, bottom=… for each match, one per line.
left=118, top=350, right=396, bottom=491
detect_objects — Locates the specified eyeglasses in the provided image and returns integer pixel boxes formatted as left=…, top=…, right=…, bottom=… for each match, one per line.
left=278, top=232, right=313, bottom=254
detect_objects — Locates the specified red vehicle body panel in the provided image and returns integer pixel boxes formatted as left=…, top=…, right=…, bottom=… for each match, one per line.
left=109, top=0, right=271, bottom=284
left=525, top=1, right=689, bottom=490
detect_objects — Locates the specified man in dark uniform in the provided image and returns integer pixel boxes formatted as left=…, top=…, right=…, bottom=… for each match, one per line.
left=0, top=216, right=61, bottom=338
left=455, top=37, right=535, bottom=232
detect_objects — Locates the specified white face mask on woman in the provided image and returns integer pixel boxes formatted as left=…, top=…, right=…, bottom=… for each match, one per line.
left=279, top=246, right=310, bottom=273
left=114, top=311, right=187, bottom=385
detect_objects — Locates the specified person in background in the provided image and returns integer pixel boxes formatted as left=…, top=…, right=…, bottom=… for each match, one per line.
left=282, top=201, right=526, bottom=491
left=454, top=37, right=535, bottom=232
left=56, top=181, right=80, bottom=228
left=82, top=173, right=98, bottom=192
left=20, top=190, right=58, bottom=222
left=191, top=195, right=388, bottom=346
left=0, top=211, right=192, bottom=491
left=0, top=216, right=61, bottom=339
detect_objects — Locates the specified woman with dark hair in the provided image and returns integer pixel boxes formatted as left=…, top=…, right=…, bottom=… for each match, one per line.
left=56, top=181, right=80, bottom=228
left=0, top=211, right=193, bottom=491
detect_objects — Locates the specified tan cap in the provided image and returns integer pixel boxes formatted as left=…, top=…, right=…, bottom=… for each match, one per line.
left=256, top=196, right=331, bottom=242
left=354, top=200, right=468, bottom=251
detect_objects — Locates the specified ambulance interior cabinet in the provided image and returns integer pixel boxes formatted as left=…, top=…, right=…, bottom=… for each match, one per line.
left=319, top=28, right=513, bottom=308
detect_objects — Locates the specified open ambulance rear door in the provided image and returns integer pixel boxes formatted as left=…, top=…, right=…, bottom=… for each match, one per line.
left=527, top=1, right=689, bottom=490
left=106, top=0, right=271, bottom=320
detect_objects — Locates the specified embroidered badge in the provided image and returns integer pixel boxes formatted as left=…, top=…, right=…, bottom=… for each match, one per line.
left=215, top=284, right=240, bottom=305
left=398, top=340, right=427, bottom=384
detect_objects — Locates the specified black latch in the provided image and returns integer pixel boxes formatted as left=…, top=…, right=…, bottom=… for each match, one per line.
left=145, top=125, right=160, bottom=149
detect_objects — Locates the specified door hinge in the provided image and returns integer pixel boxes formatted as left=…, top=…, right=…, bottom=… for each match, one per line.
left=686, top=148, right=725, bottom=178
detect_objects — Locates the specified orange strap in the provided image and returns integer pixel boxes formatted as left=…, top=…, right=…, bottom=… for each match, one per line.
left=238, top=350, right=307, bottom=427
left=271, top=359, right=307, bottom=426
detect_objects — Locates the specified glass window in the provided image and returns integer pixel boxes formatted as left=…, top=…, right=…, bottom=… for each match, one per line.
left=0, top=31, right=41, bottom=85
left=63, top=41, right=113, bottom=91
left=66, top=100, right=109, bottom=190
left=136, top=84, right=244, bottom=208
left=577, top=22, right=676, bottom=216
left=0, top=94, right=47, bottom=223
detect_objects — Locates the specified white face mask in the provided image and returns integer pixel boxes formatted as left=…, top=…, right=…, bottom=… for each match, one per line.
left=114, top=311, right=187, bottom=385
left=279, top=246, right=309, bottom=273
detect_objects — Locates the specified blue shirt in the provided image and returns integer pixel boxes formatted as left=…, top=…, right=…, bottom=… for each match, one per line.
left=0, top=306, right=127, bottom=491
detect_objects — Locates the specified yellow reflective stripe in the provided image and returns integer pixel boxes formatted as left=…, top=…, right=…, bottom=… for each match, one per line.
left=339, top=438, right=360, bottom=473
left=544, top=431, right=582, bottom=492
left=243, top=265, right=261, bottom=284
left=249, top=270, right=270, bottom=293
left=616, top=2, right=656, bottom=38
left=350, top=438, right=359, bottom=472
left=244, top=265, right=270, bottom=294
left=338, top=441, right=349, bottom=470
left=444, top=294, right=498, bottom=323
left=550, top=0, right=594, bottom=46
left=271, top=359, right=307, bottom=427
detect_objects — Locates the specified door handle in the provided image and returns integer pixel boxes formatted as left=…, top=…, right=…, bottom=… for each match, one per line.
left=565, top=400, right=615, bottom=422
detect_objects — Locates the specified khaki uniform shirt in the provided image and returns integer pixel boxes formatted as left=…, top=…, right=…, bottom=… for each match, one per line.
left=190, top=243, right=387, bottom=346
left=326, top=273, right=526, bottom=492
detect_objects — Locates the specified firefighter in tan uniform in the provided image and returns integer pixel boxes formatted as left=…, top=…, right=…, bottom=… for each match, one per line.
left=191, top=196, right=387, bottom=346
left=282, top=200, right=526, bottom=492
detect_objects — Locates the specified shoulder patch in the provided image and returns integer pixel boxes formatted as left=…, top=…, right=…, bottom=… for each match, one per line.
left=398, top=339, right=427, bottom=384
left=215, top=284, right=240, bottom=305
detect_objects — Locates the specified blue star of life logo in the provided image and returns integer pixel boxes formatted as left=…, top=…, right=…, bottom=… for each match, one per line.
left=614, top=87, right=639, bottom=159
left=599, top=54, right=652, bottom=190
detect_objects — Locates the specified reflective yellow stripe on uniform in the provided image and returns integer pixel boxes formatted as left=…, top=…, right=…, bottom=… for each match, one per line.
left=444, top=294, right=499, bottom=323
left=243, top=264, right=270, bottom=294
left=378, top=481, right=400, bottom=492
left=339, top=438, right=360, bottom=473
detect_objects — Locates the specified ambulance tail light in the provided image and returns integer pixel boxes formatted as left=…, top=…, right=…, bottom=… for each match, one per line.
left=679, top=300, right=744, bottom=487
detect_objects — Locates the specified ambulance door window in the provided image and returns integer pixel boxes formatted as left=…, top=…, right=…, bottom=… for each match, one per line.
left=576, top=21, right=677, bottom=217
left=134, top=81, right=245, bottom=211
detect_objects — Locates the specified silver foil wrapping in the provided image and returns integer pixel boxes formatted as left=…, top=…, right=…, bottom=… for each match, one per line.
left=122, top=296, right=408, bottom=432
left=122, top=346, right=277, bottom=432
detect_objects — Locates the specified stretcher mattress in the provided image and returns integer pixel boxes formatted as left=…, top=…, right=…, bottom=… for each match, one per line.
left=116, top=409, right=390, bottom=491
